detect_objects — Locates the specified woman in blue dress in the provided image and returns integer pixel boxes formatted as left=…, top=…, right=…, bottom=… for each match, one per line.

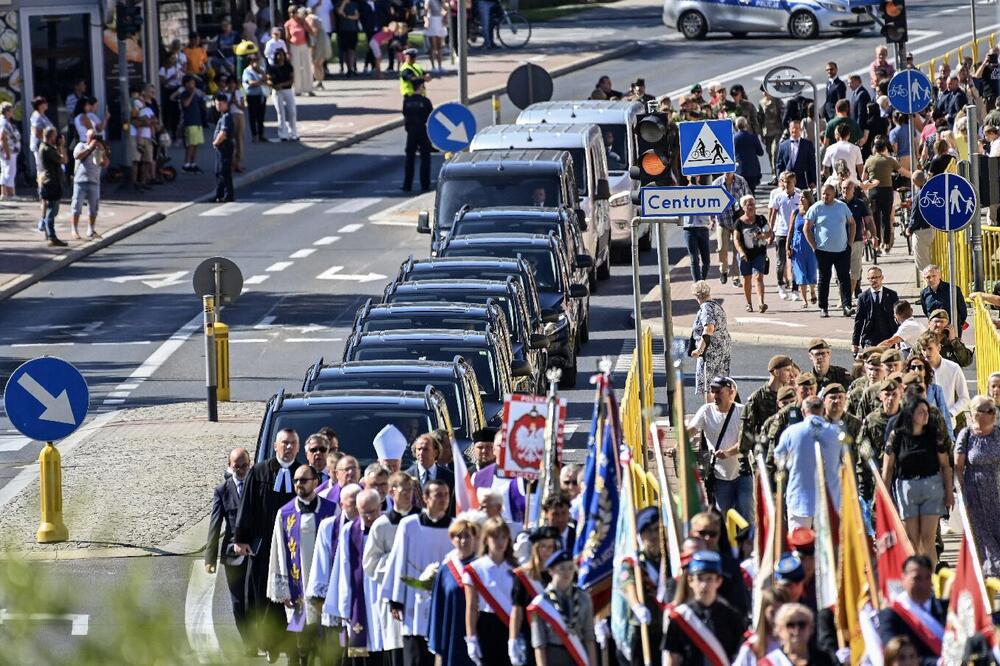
left=429, top=515, right=482, bottom=666
left=786, top=189, right=818, bottom=308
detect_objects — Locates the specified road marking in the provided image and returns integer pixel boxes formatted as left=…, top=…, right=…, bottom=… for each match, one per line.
left=274, top=180, right=319, bottom=185
left=733, top=317, right=806, bottom=328
left=102, top=398, right=126, bottom=405
left=106, top=391, right=131, bottom=399
left=116, top=383, right=140, bottom=390
left=290, top=248, right=316, bottom=259
left=314, top=236, right=341, bottom=245
left=263, top=202, right=315, bottom=216
left=91, top=341, right=153, bottom=346
left=128, top=313, right=203, bottom=383
left=0, top=609, right=89, bottom=636
left=286, top=337, right=344, bottom=343
left=325, top=197, right=383, bottom=214
left=266, top=261, right=294, bottom=272
left=253, top=315, right=277, bottom=329
left=0, top=436, right=30, bottom=453
left=337, top=223, right=363, bottom=233
left=229, top=338, right=270, bottom=343
left=11, top=342, right=75, bottom=348
left=199, top=202, right=252, bottom=217
left=105, top=271, right=189, bottom=289
left=244, top=274, right=270, bottom=285
left=185, top=561, right=221, bottom=663
left=370, top=219, right=417, bottom=227
left=613, top=338, right=667, bottom=374
left=316, top=266, right=388, bottom=282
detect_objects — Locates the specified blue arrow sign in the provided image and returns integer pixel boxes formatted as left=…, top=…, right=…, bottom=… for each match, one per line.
left=887, top=69, right=933, bottom=115
left=427, top=103, right=477, bottom=153
left=918, top=173, right=977, bottom=232
left=3, top=357, right=89, bottom=442
left=640, top=185, right=736, bottom=217
left=679, top=119, right=736, bottom=177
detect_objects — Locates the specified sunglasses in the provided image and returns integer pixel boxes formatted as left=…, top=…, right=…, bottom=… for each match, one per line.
left=978, top=407, right=997, bottom=415
left=308, top=447, right=328, bottom=454
left=562, top=479, right=579, bottom=486
left=695, top=529, right=719, bottom=539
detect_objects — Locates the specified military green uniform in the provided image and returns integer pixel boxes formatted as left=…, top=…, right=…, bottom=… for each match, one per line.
left=940, top=335, right=974, bottom=368
left=764, top=403, right=806, bottom=478
left=850, top=383, right=882, bottom=421
left=813, top=365, right=853, bottom=392
left=738, top=382, right=780, bottom=461
left=847, top=376, right=870, bottom=415
left=858, top=407, right=894, bottom=500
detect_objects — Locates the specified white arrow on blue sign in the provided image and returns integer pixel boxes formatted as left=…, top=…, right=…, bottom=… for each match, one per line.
left=918, top=173, right=978, bottom=232
left=427, top=103, right=477, bottom=153
left=640, top=185, right=736, bottom=217
left=3, top=357, right=89, bottom=442
left=887, top=69, right=933, bottom=115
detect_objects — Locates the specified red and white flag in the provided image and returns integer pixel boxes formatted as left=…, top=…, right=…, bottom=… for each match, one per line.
left=942, top=495, right=994, bottom=665
left=452, top=437, right=479, bottom=513
left=869, top=459, right=914, bottom=601
left=752, top=454, right=776, bottom=628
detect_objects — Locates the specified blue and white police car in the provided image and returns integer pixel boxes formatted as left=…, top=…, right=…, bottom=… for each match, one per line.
left=663, top=0, right=876, bottom=40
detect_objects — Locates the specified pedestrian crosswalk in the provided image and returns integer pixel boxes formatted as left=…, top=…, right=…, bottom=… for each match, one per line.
left=262, top=202, right=314, bottom=216
left=612, top=338, right=668, bottom=374
left=324, top=198, right=382, bottom=214
left=199, top=197, right=393, bottom=218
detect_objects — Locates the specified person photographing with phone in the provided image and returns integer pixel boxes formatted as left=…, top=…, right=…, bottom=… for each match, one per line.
left=70, top=128, right=109, bottom=240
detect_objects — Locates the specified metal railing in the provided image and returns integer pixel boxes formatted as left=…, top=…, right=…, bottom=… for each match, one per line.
left=925, top=32, right=999, bottom=78
left=973, top=296, right=1000, bottom=394
left=929, top=226, right=1000, bottom=297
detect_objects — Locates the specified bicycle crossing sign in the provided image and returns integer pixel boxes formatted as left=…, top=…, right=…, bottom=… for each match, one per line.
left=918, top=173, right=977, bottom=232
left=679, top=119, right=735, bottom=176
left=887, top=69, right=933, bottom=115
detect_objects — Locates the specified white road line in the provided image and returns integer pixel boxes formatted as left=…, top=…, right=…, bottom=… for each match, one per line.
left=262, top=202, right=315, bottom=216
left=266, top=261, right=294, bottom=272
left=906, top=22, right=1000, bottom=57
left=0, top=610, right=89, bottom=636
left=337, top=223, right=364, bottom=233
left=274, top=180, right=319, bottom=185
left=0, top=436, right=30, bottom=453
left=116, top=383, right=140, bottom=390
left=90, top=341, right=152, bottom=346
left=127, top=313, right=203, bottom=383
left=324, top=197, right=383, bottom=214
left=371, top=219, right=417, bottom=227
left=285, top=337, right=344, bottom=343
left=102, top=399, right=126, bottom=405
left=199, top=202, right=252, bottom=217
left=314, top=236, right=341, bottom=245
left=106, top=391, right=130, bottom=399
left=290, top=248, right=316, bottom=259
left=185, top=561, right=221, bottom=663
left=253, top=315, right=277, bottom=329
left=11, top=342, right=75, bottom=348
left=229, top=338, right=270, bottom=343
left=244, top=274, right=270, bottom=285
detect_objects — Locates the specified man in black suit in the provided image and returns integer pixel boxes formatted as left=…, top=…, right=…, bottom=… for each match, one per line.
left=542, top=492, right=576, bottom=552
left=775, top=120, right=816, bottom=190
left=404, top=432, right=455, bottom=516
left=823, top=61, right=847, bottom=120
left=847, top=75, right=872, bottom=150
left=878, top=555, right=945, bottom=665
left=234, top=428, right=303, bottom=659
left=206, top=447, right=254, bottom=656
left=853, top=266, right=899, bottom=353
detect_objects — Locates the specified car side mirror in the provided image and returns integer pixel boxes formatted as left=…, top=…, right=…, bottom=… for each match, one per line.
left=575, top=254, right=594, bottom=269
left=569, top=283, right=589, bottom=299
left=417, top=211, right=430, bottom=234
left=511, top=359, right=532, bottom=377
left=596, top=178, right=611, bottom=200
left=576, top=209, right=588, bottom=231
left=529, top=333, right=550, bottom=350
left=541, top=309, right=561, bottom=323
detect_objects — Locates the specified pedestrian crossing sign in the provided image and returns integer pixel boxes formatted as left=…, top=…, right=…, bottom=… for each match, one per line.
left=679, top=119, right=735, bottom=176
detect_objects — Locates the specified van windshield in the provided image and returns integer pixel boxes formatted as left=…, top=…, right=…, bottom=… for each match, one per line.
left=353, top=345, right=500, bottom=399
left=437, top=177, right=561, bottom=229
left=599, top=124, right=629, bottom=173
left=312, top=377, right=467, bottom=430
left=269, top=409, right=430, bottom=466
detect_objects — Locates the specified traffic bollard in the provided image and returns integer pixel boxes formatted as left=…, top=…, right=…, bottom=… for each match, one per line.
left=214, top=322, right=230, bottom=402
left=492, top=94, right=501, bottom=125
left=36, top=442, right=68, bottom=543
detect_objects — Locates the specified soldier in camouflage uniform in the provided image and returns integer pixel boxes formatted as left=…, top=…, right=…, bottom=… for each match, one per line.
left=738, top=355, right=796, bottom=465
left=821, top=382, right=862, bottom=455
left=807, top=338, right=853, bottom=391
left=927, top=309, right=974, bottom=368
left=847, top=348, right=885, bottom=416
left=764, top=373, right=818, bottom=478
left=857, top=377, right=903, bottom=502
left=681, top=84, right=712, bottom=121
left=758, top=93, right=785, bottom=180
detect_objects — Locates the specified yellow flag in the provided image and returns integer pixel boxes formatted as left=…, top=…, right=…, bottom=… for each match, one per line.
left=836, top=448, right=880, bottom=665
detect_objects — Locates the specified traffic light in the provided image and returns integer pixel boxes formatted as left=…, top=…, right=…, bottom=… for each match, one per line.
left=880, top=0, right=907, bottom=44
left=629, top=112, right=674, bottom=187
left=116, top=1, right=143, bottom=40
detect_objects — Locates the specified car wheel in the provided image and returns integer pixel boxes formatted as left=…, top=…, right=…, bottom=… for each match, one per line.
left=559, top=361, right=578, bottom=388
left=730, top=31, right=747, bottom=38
left=678, top=10, right=707, bottom=39
left=639, top=225, right=653, bottom=251
left=789, top=11, right=819, bottom=39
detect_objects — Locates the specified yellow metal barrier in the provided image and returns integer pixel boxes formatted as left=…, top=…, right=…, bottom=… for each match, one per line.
left=984, top=226, right=1000, bottom=293
left=922, top=33, right=998, bottom=76
left=930, top=229, right=974, bottom=295
left=973, top=296, right=1000, bottom=394
left=214, top=321, right=230, bottom=402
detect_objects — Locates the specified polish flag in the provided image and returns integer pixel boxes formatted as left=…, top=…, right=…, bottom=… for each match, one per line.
left=452, top=438, right=480, bottom=512
left=869, top=459, right=914, bottom=601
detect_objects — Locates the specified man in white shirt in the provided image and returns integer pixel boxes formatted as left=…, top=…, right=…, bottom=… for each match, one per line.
left=917, top=330, right=970, bottom=421
left=686, top=376, right=749, bottom=522
left=263, top=27, right=288, bottom=65
left=822, top=122, right=864, bottom=180
left=879, top=300, right=924, bottom=356
left=767, top=170, right=802, bottom=300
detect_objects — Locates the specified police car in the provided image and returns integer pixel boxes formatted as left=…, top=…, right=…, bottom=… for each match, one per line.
left=663, top=0, right=876, bottom=40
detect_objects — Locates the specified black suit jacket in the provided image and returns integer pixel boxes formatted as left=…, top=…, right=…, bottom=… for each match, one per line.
left=404, top=463, right=455, bottom=489
left=205, top=476, right=242, bottom=567
left=853, top=287, right=899, bottom=347
left=824, top=77, right=846, bottom=120
left=775, top=137, right=816, bottom=187
left=877, top=598, right=947, bottom=664
left=849, top=86, right=872, bottom=131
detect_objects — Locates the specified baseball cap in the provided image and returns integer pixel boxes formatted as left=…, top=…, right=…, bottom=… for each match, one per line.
left=687, top=551, right=723, bottom=576
left=544, top=550, right=574, bottom=569
left=403, top=47, right=418, bottom=56
left=808, top=338, right=831, bottom=351
left=709, top=376, right=735, bottom=390
left=768, top=355, right=794, bottom=372
left=929, top=308, right=950, bottom=321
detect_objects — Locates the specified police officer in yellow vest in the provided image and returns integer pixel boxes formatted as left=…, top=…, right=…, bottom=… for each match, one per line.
left=399, top=48, right=430, bottom=97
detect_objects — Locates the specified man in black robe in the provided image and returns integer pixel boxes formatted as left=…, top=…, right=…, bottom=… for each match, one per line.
left=234, top=427, right=303, bottom=659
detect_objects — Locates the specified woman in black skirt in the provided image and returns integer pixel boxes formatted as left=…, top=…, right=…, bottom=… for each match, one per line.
left=464, top=517, right=516, bottom=666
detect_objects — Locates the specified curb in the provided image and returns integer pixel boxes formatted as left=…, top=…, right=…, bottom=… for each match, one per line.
left=0, top=40, right=640, bottom=304
left=642, top=319, right=855, bottom=350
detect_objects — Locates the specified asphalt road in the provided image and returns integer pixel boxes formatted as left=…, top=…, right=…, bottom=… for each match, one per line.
left=0, top=0, right=982, bottom=659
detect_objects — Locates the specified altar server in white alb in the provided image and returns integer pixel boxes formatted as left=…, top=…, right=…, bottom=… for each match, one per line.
left=306, top=483, right=362, bottom=617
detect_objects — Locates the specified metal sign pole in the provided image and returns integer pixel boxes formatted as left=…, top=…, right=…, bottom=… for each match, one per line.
left=808, top=80, right=821, bottom=200
left=457, top=0, right=468, bottom=106
left=945, top=175, right=959, bottom=328
left=630, top=217, right=648, bottom=438
left=204, top=295, right=218, bottom=422
left=213, top=261, right=222, bottom=325
left=654, top=222, right=676, bottom=415
left=967, top=104, right=985, bottom=291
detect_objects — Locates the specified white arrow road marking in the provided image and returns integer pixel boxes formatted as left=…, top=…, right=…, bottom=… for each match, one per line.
left=297, top=324, right=330, bottom=334
left=733, top=317, right=806, bottom=328
left=434, top=112, right=468, bottom=144
left=15, top=373, right=77, bottom=425
left=184, top=562, right=221, bottom=663
left=316, top=266, right=387, bottom=283
left=0, top=609, right=89, bottom=636
left=105, top=271, right=189, bottom=289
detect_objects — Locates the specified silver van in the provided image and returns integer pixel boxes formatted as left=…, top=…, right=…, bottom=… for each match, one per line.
left=516, top=101, right=651, bottom=258
left=469, top=123, right=612, bottom=284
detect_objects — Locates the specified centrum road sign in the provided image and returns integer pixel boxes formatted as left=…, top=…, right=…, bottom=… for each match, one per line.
left=640, top=185, right=736, bottom=217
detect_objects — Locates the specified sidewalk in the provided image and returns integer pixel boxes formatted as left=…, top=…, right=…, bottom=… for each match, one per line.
left=0, top=21, right=642, bottom=301
left=0, top=401, right=263, bottom=560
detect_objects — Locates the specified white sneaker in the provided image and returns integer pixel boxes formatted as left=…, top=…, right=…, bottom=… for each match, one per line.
left=789, top=292, right=800, bottom=301
left=778, top=286, right=788, bottom=300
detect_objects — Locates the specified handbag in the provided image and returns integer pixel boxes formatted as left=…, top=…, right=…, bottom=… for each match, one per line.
left=686, top=331, right=698, bottom=357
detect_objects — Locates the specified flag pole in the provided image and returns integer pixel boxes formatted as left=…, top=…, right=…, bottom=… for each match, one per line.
left=672, top=364, right=690, bottom=529
left=621, top=448, right=653, bottom=666
left=773, top=452, right=786, bottom=571
left=538, top=368, right=562, bottom=516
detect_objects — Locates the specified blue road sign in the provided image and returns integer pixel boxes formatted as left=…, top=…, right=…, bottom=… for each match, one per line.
left=3, top=357, right=89, bottom=442
left=887, top=69, right=933, bottom=115
left=918, top=173, right=977, bottom=232
left=640, top=185, right=735, bottom=217
left=427, top=103, right=477, bottom=153
left=679, top=119, right=735, bottom=177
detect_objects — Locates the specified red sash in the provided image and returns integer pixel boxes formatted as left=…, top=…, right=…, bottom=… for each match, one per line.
left=890, top=596, right=943, bottom=655
left=526, top=593, right=588, bottom=666
left=664, top=603, right=730, bottom=666
left=514, top=568, right=545, bottom=602
left=464, top=561, right=512, bottom=624
left=444, top=553, right=465, bottom=587
left=759, top=648, right=794, bottom=666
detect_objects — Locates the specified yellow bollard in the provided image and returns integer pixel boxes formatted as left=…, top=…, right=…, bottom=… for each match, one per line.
left=214, top=321, right=230, bottom=402
left=36, top=443, right=68, bottom=543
